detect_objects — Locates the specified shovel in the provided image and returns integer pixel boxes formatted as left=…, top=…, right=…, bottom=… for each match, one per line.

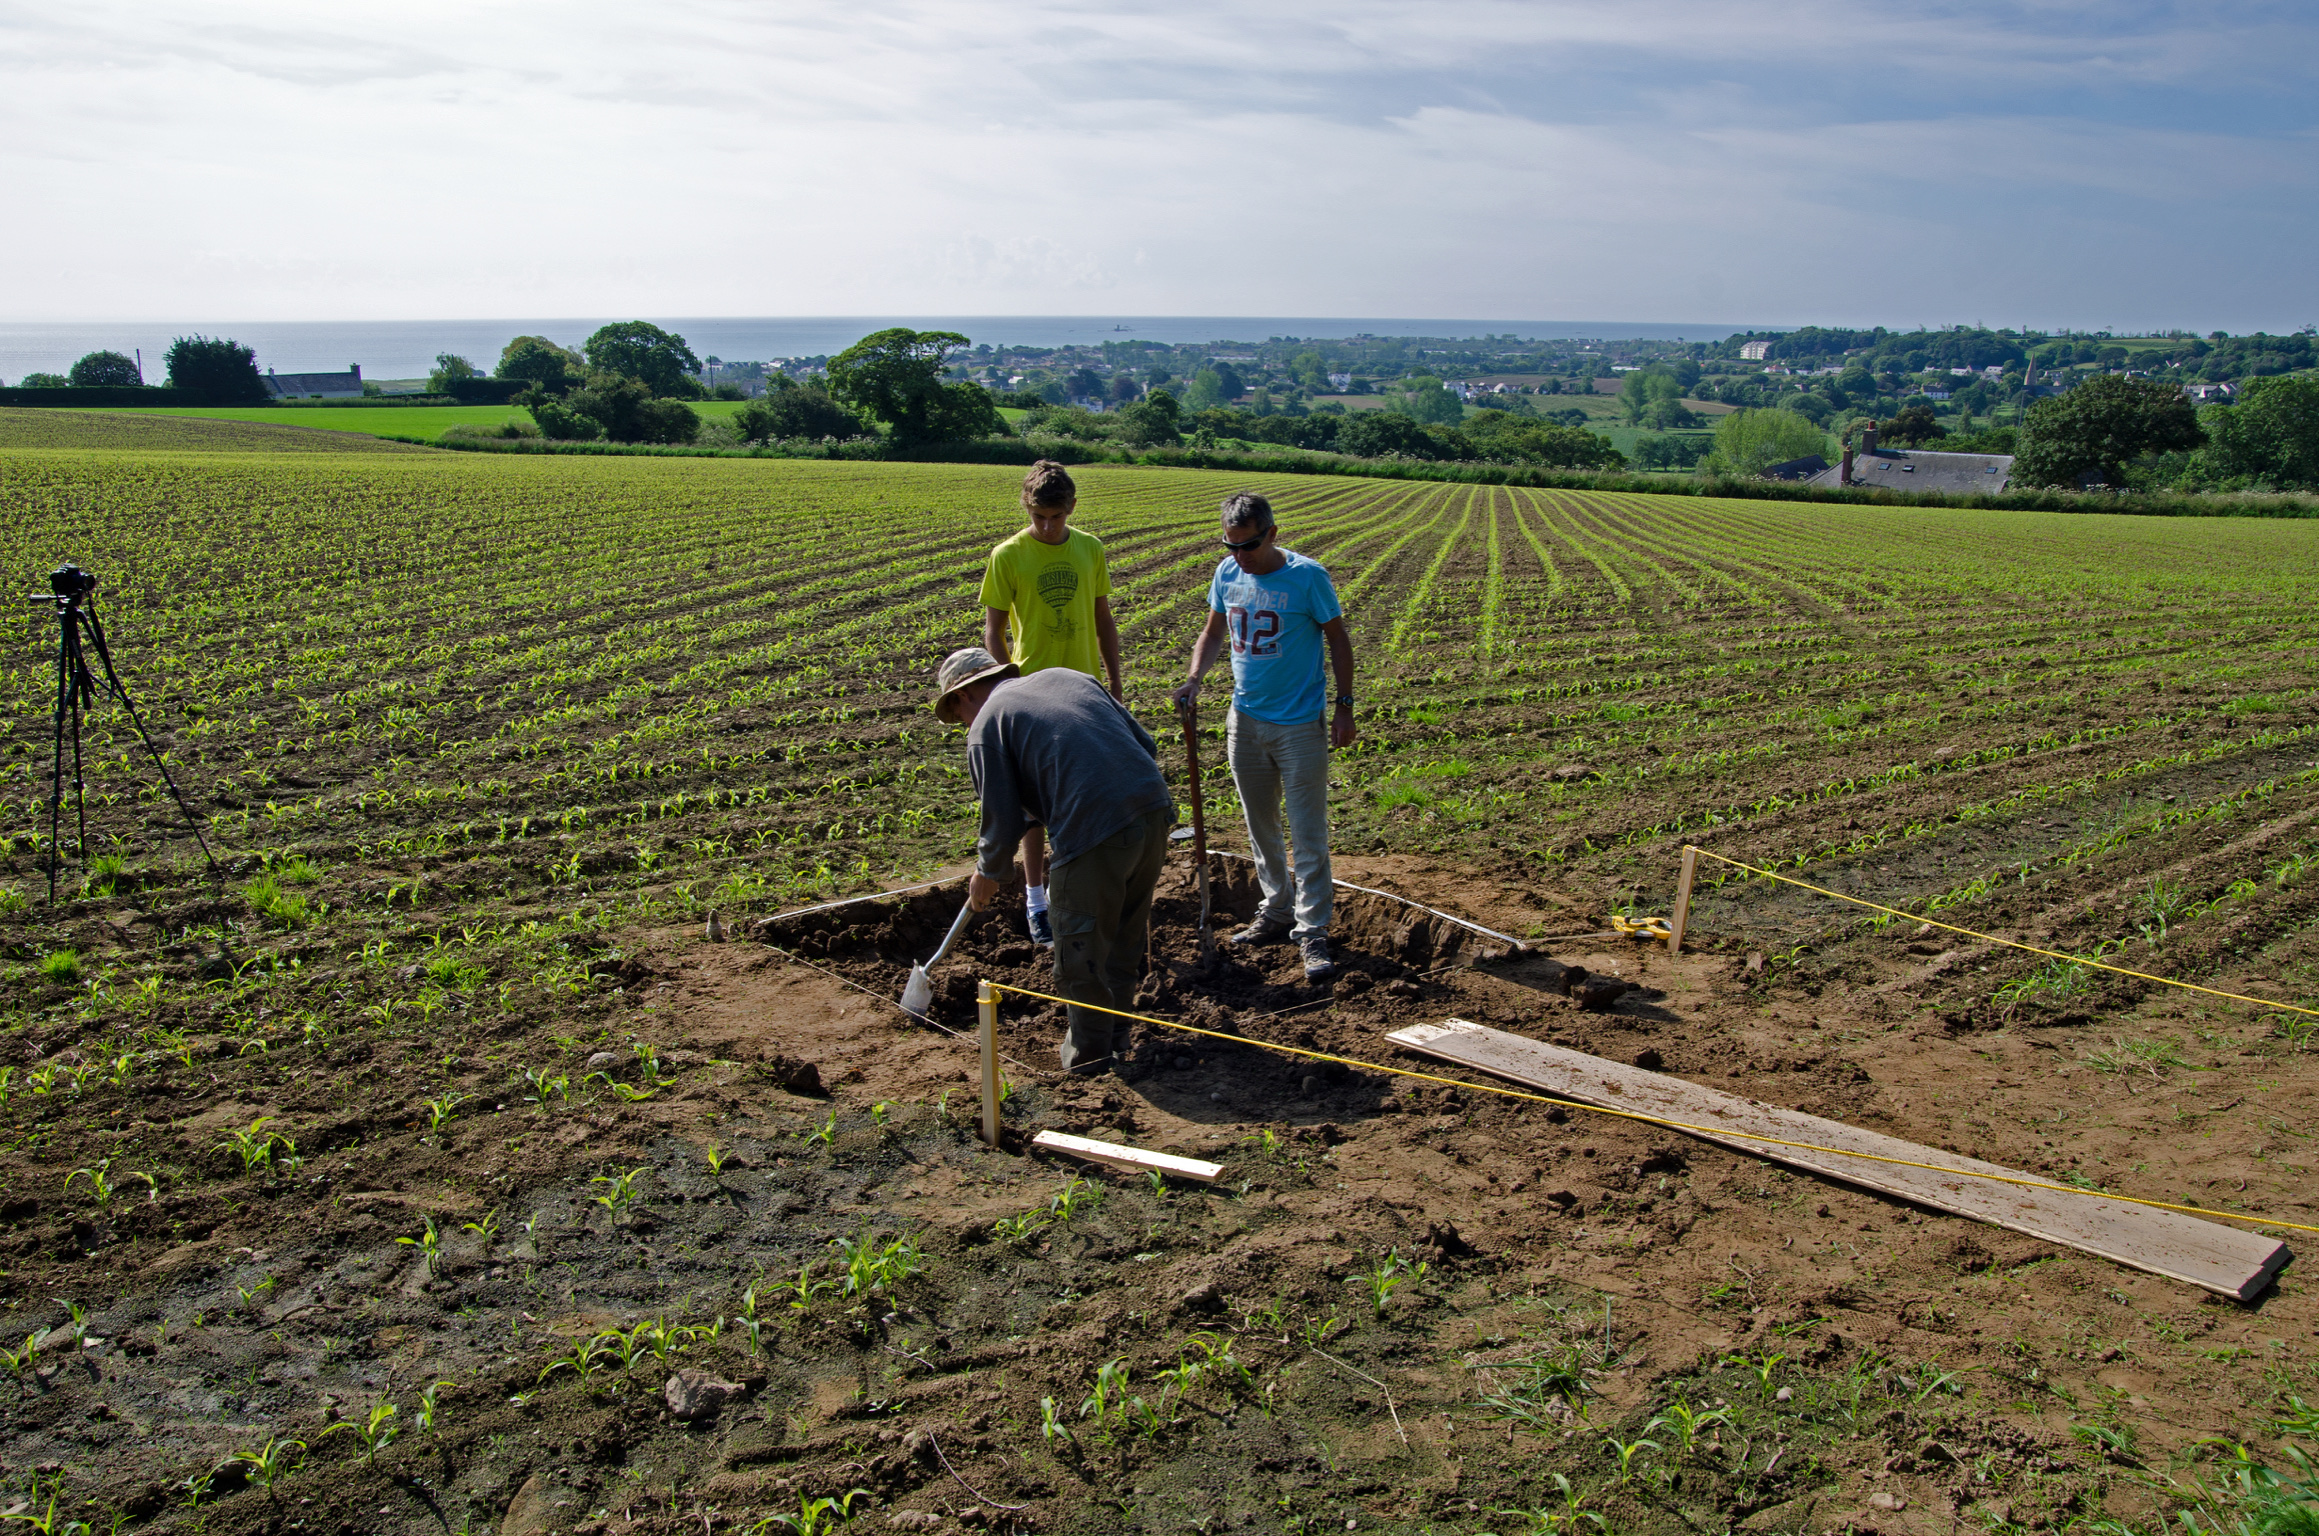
left=1176, top=697, right=1215, bottom=963
left=900, top=899, right=976, bottom=1018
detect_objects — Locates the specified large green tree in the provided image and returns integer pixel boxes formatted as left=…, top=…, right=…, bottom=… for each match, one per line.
left=67, top=350, right=141, bottom=387
left=826, top=329, right=1004, bottom=444
left=1390, top=375, right=1466, bottom=425
left=2013, top=374, right=2205, bottom=488
left=2199, top=375, right=2319, bottom=489
left=164, top=334, right=266, bottom=403
left=583, top=322, right=702, bottom=397
left=497, top=335, right=585, bottom=390
left=1701, top=408, right=1830, bottom=477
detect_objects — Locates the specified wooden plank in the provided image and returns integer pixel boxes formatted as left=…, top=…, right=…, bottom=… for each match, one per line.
left=1031, top=1131, right=1223, bottom=1183
left=1387, top=1019, right=2290, bottom=1300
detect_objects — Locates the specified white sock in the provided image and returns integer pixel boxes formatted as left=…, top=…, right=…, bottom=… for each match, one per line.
left=1026, top=884, right=1049, bottom=915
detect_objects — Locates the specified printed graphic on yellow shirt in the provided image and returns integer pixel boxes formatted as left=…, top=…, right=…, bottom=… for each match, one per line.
left=978, top=527, right=1110, bottom=678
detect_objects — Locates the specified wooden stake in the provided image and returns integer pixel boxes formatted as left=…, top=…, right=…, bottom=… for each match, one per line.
left=1669, top=845, right=1699, bottom=954
left=977, top=978, right=1000, bottom=1148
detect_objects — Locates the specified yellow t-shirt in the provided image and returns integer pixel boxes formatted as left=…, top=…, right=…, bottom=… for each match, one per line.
left=978, top=526, right=1111, bottom=677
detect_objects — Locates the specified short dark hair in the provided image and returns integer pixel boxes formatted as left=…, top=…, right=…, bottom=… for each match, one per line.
left=1219, top=491, right=1274, bottom=532
left=1022, top=460, right=1076, bottom=510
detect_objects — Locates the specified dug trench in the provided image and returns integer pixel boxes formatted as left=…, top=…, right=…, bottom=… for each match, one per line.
left=4, top=854, right=2316, bottom=1536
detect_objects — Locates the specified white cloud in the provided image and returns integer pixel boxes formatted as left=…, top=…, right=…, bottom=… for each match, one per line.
left=0, top=0, right=2311, bottom=326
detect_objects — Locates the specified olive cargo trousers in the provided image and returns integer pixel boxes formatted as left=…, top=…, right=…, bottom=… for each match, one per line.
left=1047, top=807, right=1172, bottom=1071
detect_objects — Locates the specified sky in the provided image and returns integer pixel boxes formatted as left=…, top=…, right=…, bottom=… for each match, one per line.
left=4, top=1, right=2315, bottom=332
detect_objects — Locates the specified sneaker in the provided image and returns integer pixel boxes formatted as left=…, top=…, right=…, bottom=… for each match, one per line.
left=1300, top=934, right=1336, bottom=981
left=1028, top=908, right=1054, bottom=947
left=1230, top=914, right=1293, bottom=947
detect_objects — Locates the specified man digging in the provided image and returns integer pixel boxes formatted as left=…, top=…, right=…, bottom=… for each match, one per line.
left=1171, top=491, right=1357, bottom=981
left=933, top=646, right=1174, bottom=1075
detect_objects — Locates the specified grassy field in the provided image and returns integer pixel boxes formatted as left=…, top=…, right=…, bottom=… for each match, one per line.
left=6, top=426, right=2319, bottom=1533
left=67, top=399, right=753, bottom=442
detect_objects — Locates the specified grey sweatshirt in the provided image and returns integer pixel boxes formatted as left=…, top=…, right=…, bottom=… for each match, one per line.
left=966, top=670, right=1174, bottom=880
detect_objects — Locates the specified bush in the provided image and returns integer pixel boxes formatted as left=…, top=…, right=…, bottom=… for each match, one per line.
left=633, top=398, right=701, bottom=445
left=497, top=336, right=584, bottom=390
left=734, top=378, right=867, bottom=443
left=2014, top=374, right=2205, bottom=488
left=17, top=372, right=67, bottom=389
left=1701, top=408, right=1832, bottom=476
left=530, top=398, right=604, bottom=441
left=68, top=351, right=141, bottom=387
left=164, top=335, right=267, bottom=403
left=440, top=419, right=542, bottom=443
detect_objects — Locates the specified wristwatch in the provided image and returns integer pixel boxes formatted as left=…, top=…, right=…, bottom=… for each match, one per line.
left=1335, top=693, right=1354, bottom=710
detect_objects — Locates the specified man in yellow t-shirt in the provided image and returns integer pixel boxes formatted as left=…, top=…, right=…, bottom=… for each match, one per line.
left=979, top=460, right=1124, bottom=946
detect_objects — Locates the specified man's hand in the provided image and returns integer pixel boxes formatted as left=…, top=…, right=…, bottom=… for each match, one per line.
left=967, top=872, right=1002, bottom=912
left=1169, top=678, right=1200, bottom=713
left=1331, top=707, right=1358, bottom=750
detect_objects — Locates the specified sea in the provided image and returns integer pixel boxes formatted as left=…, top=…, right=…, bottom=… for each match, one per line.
left=0, top=316, right=1751, bottom=385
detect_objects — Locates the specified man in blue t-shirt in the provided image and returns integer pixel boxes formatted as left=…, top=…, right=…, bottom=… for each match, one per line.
left=1170, top=491, right=1357, bottom=980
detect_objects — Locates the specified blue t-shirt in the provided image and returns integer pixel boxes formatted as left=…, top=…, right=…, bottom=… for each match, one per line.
left=1207, top=550, right=1344, bottom=725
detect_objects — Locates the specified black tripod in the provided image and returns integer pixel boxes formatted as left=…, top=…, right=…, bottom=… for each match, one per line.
left=29, top=564, right=216, bottom=903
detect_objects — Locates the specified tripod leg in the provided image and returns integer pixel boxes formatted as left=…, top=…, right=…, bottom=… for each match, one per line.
left=80, top=604, right=220, bottom=879
left=47, top=616, right=69, bottom=903
left=67, top=631, right=90, bottom=883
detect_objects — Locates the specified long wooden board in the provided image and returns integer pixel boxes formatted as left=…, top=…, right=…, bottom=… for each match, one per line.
left=1031, top=1131, right=1224, bottom=1183
left=1387, top=1019, right=2291, bottom=1300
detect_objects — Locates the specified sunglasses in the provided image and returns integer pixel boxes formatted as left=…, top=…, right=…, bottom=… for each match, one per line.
left=1220, top=529, right=1269, bottom=551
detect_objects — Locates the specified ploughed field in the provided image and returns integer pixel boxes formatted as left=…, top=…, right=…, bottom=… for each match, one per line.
left=4, top=431, right=2319, bottom=1535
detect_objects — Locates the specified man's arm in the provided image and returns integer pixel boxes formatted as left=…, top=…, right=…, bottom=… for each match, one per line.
left=982, top=607, right=1011, bottom=664
left=1168, top=610, right=1231, bottom=711
left=966, top=733, right=1026, bottom=908
left=1321, top=615, right=1357, bottom=749
left=1094, top=595, right=1123, bottom=701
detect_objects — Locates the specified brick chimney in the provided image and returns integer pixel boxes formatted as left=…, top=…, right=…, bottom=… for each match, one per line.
left=1861, top=423, right=1878, bottom=455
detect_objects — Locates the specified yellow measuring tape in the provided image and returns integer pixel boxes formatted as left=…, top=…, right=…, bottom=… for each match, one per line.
left=1685, top=845, right=2319, bottom=1020
left=986, top=981, right=2319, bottom=1236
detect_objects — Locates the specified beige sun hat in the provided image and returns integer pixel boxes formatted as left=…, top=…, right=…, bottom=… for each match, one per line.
left=931, top=646, right=1019, bottom=723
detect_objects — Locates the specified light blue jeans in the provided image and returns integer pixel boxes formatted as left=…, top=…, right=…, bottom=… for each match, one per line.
left=1226, top=709, right=1334, bottom=939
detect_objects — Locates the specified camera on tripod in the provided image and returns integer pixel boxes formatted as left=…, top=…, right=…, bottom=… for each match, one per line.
left=27, top=560, right=215, bottom=902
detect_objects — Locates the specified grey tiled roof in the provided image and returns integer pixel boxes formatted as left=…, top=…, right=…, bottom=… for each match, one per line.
left=1805, top=448, right=2013, bottom=493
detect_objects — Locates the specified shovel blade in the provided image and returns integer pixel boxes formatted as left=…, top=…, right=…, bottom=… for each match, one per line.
left=899, top=965, right=933, bottom=1017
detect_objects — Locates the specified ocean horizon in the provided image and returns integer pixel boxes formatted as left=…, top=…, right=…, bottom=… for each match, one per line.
left=0, top=315, right=1755, bottom=385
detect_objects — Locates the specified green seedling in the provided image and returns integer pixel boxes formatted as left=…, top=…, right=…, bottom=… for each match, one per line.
left=1080, top=1357, right=1133, bottom=1440
left=754, top=1489, right=870, bottom=1535
left=704, top=1144, right=730, bottom=1174
left=218, top=1436, right=305, bottom=1490
left=1603, top=1433, right=1661, bottom=1484
left=1489, top=1474, right=1604, bottom=1535
left=1647, top=1397, right=1733, bottom=1457
left=0, top=1333, right=40, bottom=1376
left=2, top=1492, right=94, bottom=1535
left=1050, top=1173, right=1103, bottom=1221
left=523, top=1066, right=571, bottom=1106
left=992, top=1209, right=1049, bottom=1245
left=397, top=1215, right=444, bottom=1276
left=1145, top=1168, right=1170, bottom=1199
left=831, top=1229, right=923, bottom=1298
left=1301, top=1309, right=1344, bottom=1348
left=1721, top=1350, right=1787, bottom=1396
left=781, top=1260, right=836, bottom=1315
left=413, top=1380, right=453, bottom=1432
left=806, top=1111, right=837, bottom=1146
left=322, top=1401, right=401, bottom=1461
left=590, top=1166, right=646, bottom=1217
left=1040, top=1395, right=1074, bottom=1446
left=65, top=1158, right=157, bottom=1208
left=537, top=1337, right=608, bottom=1384
left=462, top=1211, right=501, bottom=1243
left=1355, top=1248, right=1427, bottom=1317
left=216, top=1117, right=286, bottom=1174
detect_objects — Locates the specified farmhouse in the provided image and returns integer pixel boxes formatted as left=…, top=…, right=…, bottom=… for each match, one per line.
left=263, top=366, right=363, bottom=399
left=1759, top=454, right=1830, bottom=482
left=1804, top=426, right=2013, bottom=492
